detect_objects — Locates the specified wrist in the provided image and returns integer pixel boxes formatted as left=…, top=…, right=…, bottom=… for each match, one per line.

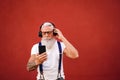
left=35, top=60, right=40, bottom=66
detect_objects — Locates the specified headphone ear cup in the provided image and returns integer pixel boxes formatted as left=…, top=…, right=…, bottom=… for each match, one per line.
left=53, top=29, right=58, bottom=36
left=38, top=31, right=42, bottom=37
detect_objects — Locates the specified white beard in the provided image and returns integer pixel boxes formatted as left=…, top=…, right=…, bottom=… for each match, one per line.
left=41, top=38, right=56, bottom=49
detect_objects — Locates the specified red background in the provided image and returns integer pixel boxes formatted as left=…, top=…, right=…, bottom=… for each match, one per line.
left=0, top=0, right=120, bottom=80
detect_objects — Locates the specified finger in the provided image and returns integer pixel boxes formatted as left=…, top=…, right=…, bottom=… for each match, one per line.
left=37, top=53, right=47, bottom=57
left=38, top=53, right=47, bottom=60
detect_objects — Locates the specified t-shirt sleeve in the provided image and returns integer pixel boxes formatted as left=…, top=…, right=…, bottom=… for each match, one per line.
left=31, top=43, right=39, bottom=55
left=60, top=42, right=66, bottom=53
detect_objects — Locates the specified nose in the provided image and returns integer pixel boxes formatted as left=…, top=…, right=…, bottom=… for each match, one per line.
left=44, top=33, right=49, bottom=36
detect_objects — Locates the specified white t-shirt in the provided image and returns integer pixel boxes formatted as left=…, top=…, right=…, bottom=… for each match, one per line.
left=31, top=40, right=66, bottom=80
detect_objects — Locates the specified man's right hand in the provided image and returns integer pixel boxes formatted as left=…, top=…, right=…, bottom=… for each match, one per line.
left=35, top=52, right=47, bottom=65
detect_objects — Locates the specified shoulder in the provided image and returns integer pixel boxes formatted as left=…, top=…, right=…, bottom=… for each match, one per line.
left=31, top=43, right=39, bottom=55
left=32, top=43, right=39, bottom=48
left=56, top=41, right=66, bottom=51
left=59, top=41, right=65, bottom=48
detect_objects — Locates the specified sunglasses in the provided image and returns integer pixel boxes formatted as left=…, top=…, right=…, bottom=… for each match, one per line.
left=42, top=31, right=53, bottom=35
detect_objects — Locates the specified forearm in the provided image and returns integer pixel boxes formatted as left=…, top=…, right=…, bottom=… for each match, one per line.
left=27, top=61, right=38, bottom=71
left=61, top=37, right=79, bottom=58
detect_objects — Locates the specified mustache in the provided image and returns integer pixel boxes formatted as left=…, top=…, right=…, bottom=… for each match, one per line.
left=42, top=37, right=52, bottom=40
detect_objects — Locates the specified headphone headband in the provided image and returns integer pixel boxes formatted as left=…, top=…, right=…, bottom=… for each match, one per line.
left=41, top=22, right=54, bottom=30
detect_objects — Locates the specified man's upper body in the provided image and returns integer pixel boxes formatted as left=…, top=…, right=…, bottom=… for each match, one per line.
left=31, top=39, right=65, bottom=80
left=27, top=22, right=79, bottom=80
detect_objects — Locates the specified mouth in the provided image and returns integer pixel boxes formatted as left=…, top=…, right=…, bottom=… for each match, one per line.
left=42, top=37, right=52, bottom=40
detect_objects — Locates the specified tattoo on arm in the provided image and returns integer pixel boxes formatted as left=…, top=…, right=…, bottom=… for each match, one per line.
left=27, top=61, right=38, bottom=71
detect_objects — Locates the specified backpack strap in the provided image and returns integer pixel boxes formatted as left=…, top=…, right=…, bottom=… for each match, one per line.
left=38, top=42, right=45, bottom=79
